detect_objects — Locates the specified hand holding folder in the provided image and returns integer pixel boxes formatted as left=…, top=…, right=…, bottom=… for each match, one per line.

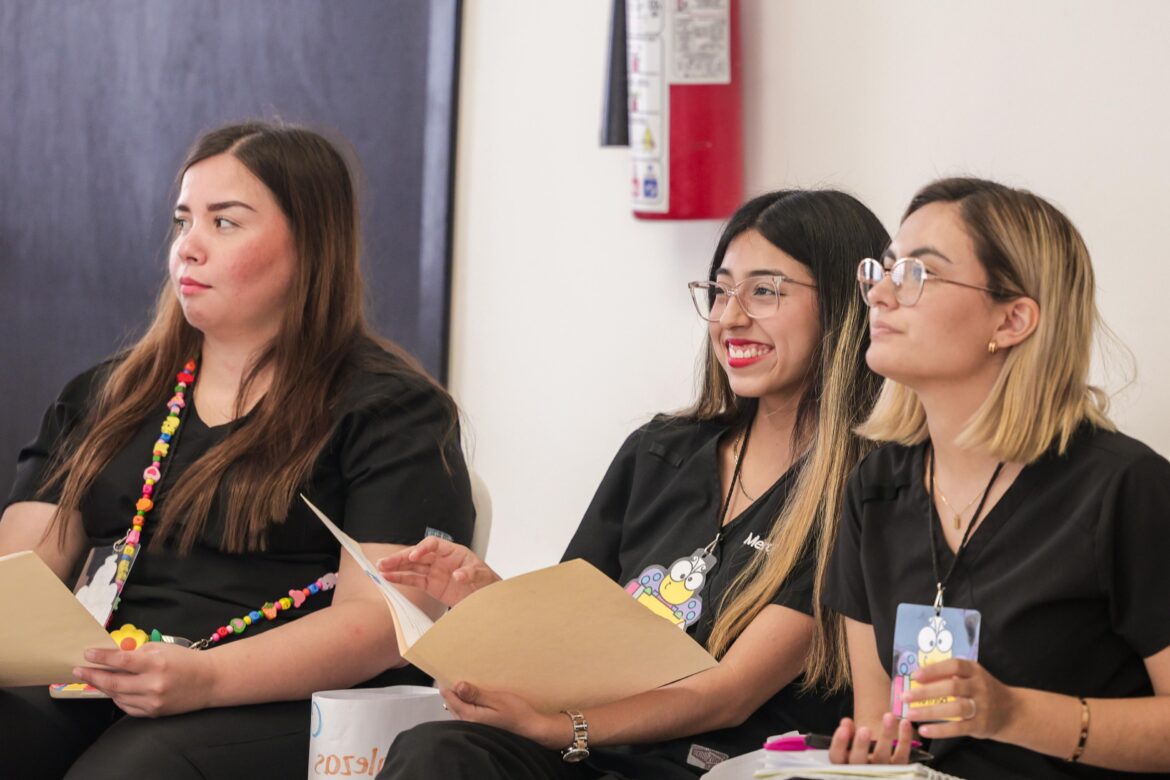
left=302, top=496, right=718, bottom=712
left=0, top=551, right=118, bottom=686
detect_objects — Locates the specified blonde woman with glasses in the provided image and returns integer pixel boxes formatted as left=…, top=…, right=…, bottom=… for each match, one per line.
left=376, top=190, right=889, bottom=779
left=825, top=178, right=1170, bottom=779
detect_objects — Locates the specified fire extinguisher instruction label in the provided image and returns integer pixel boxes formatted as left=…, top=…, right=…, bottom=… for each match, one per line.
left=670, top=0, right=731, bottom=85
left=627, top=0, right=670, bottom=213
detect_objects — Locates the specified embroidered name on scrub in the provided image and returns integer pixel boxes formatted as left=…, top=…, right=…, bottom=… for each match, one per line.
left=742, top=532, right=772, bottom=552
left=625, top=546, right=716, bottom=629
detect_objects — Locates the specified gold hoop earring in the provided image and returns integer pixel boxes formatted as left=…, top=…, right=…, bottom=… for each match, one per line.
left=988, top=340, right=999, bottom=355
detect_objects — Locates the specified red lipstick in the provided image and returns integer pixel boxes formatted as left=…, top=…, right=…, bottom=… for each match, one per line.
left=725, top=339, right=773, bottom=368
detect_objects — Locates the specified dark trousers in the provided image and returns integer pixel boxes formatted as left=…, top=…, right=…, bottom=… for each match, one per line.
left=0, top=685, right=309, bottom=779
left=379, top=721, right=700, bottom=780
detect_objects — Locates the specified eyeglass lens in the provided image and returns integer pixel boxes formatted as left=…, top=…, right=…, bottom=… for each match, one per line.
left=690, top=278, right=781, bottom=321
left=857, top=258, right=925, bottom=306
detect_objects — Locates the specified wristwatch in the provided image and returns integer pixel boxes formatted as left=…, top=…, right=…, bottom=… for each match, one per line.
left=560, top=709, right=590, bottom=763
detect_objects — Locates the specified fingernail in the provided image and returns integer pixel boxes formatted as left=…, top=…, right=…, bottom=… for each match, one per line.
left=882, top=713, right=894, bottom=727
left=72, top=667, right=83, bottom=678
left=84, top=650, right=98, bottom=661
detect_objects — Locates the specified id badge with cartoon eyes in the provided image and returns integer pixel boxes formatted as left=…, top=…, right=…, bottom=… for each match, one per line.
left=624, top=546, right=717, bottom=630
left=890, top=603, right=981, bottom=720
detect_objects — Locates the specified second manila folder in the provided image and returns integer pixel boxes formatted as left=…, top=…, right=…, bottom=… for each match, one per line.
left=302, top=496, right=717, bottom=712
left=406, top=557, right=718, bottom=711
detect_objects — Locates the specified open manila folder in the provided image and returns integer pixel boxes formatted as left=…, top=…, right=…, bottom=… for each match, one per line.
left=301, top=496, right=718, bottom=712
left=0, top=551, right=118, bottom=686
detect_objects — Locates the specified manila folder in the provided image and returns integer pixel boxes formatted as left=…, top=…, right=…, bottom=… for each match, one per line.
left=0, top=551, right=118, bottom=686
left=404, top=558, right=718, bottom=712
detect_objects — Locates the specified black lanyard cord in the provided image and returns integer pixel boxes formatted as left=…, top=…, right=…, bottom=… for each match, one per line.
left=927, top=443, right=1004, bottom=612
left=708, top=419, right=753, bottom=554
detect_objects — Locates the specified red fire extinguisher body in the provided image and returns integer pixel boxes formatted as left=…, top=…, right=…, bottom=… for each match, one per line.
left=631, top=0, right=742, bottom=221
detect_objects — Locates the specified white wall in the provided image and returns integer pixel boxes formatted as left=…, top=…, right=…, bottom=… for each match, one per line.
left=450, top=1, right=1170, bottom=577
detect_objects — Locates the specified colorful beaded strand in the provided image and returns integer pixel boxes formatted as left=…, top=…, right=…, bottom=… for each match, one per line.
left=111, top=359, right=197, bottom=595
left=188, top=572, right=339, bottom=650
left=104, top=357, right=343, bottom=653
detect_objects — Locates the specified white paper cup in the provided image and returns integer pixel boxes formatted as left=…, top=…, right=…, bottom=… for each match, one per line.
left=308, top=685, right=451, bottom=778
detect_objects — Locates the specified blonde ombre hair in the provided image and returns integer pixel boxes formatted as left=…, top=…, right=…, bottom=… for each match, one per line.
left=685, top=191, right=889, bottom=692
left=858, top=178, right=1113, bottom=463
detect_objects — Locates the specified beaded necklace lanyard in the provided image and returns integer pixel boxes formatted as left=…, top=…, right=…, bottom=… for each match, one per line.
left=108, top=359, right=337, bottom=652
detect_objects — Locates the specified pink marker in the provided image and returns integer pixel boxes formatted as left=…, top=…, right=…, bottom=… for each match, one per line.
left=764, top=734, right=924, bottom=752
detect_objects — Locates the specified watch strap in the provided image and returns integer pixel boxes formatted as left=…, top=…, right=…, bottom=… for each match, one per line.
left=560, top=709, right=589, bottom=763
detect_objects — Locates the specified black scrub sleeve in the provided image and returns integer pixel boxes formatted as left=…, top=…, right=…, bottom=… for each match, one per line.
left=560, top=426, right=643, bottom=579
left=770, top=540, right=817, bottom=617
left=333, top=375, right=474, bottom=548
left=821, top=459, right=872, bottom=623
left=5, top=364, right=107, bottom=510
left=1095, top=450, right=1170, bottom=658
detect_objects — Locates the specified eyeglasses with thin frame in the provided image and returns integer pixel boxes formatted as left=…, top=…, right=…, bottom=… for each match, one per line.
left=688, top=275, right=816, bottom=322
left=856, top=257, right=1006, bottom=307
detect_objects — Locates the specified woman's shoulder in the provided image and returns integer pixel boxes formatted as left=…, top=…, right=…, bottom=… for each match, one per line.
left=334, top=341, right=452, bottom=419
left=1061, top=424, right=1170, bottom=480
left=624, top=413, right=725, bottom=463
left=51, top=355, right=124, bottom=408
left=851, top=440, right=921, bottom=488
left=1074, top=424, right=1165, bottom=459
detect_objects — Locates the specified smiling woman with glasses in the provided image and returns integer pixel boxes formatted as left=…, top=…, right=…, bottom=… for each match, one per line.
left=376, top=189, right=890, bottom=780
left=825, top=177, right=1170, bottom=779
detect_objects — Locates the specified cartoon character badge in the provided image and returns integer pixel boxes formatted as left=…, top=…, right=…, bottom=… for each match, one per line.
left=890, top=603, right=981, bottom=719
left=625, top=547, right=716, bottom=629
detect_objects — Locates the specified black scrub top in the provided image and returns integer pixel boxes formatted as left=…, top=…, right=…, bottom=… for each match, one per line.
left=824, top=425, right=1170, bottom=780
left=6, top=348, right=474, bottom=688
left=563, top=416, right=849, bottom=777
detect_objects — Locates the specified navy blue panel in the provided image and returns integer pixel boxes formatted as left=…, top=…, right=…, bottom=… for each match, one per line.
left=0, top=0, right=460, bottom=501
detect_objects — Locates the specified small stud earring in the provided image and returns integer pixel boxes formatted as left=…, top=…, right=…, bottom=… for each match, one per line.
left=988, top=340, right=999, bottom=355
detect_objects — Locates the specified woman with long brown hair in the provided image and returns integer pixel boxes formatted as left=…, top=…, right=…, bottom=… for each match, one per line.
left=0, top=121, right=473, bottom=779
left=375, top=189, right=889, bottom=779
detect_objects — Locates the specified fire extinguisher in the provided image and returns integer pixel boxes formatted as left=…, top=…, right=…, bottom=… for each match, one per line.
left=625, top=0, right=742, bottom=220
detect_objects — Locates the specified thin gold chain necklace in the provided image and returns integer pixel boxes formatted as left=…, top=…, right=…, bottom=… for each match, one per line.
left=930, top=451, right=993, bottom=530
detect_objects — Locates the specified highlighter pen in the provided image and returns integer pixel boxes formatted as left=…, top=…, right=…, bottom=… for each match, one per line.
left=764, top=734, right=933, bottom=763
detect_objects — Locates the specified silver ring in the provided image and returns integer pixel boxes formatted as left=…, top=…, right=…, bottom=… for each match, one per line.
left=963, top=697, right=977, bottom=720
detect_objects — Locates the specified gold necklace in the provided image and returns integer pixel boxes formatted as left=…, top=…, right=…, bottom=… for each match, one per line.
left=936, top=488, right=982, bottom=530
left=929, top=452, right=988, bottom=530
